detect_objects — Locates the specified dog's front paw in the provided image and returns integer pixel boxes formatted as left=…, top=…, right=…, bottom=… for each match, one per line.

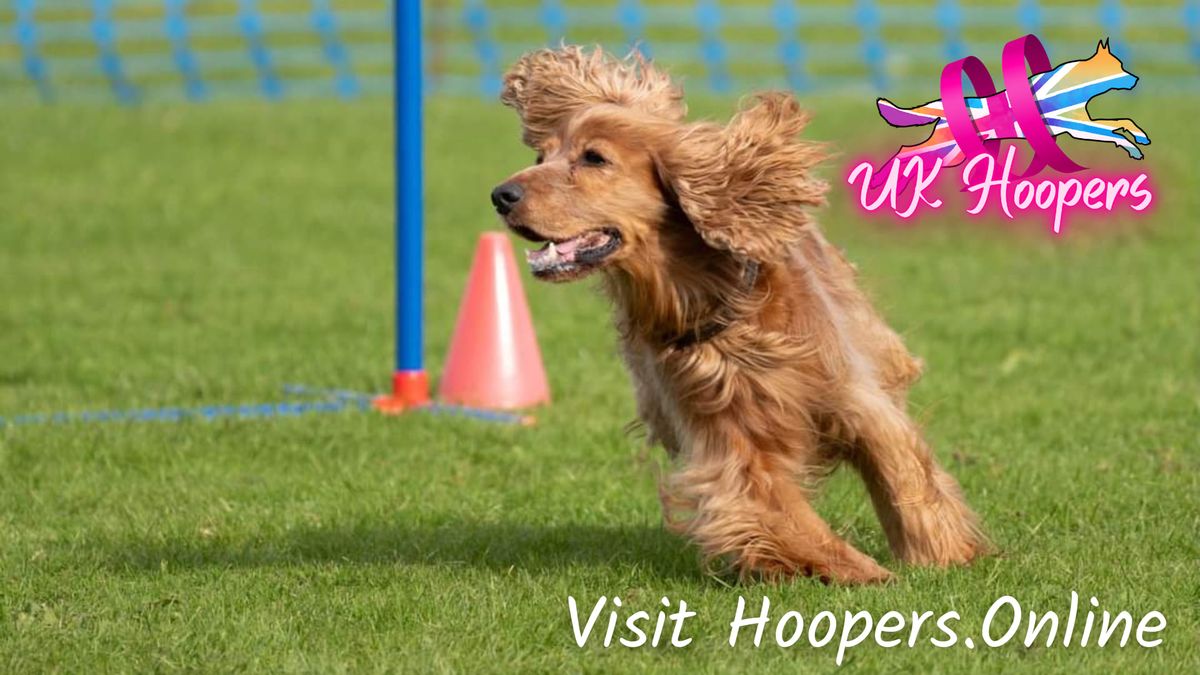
left=742, top=547, right=895, bottom=585
left=827, top=556, right=895, bottom=585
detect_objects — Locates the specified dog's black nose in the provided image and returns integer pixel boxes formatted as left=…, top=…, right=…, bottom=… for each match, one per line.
left=491, top=182, right=524, bottom=215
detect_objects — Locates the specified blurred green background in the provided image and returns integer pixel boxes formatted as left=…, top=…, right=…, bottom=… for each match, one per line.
left=2, top=0, right=1197, bottom=103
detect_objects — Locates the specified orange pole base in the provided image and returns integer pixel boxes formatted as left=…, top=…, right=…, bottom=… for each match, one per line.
left=372, top=370, right=430, bottom=415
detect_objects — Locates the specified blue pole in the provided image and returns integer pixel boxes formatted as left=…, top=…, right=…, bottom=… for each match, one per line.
left=165, top=0, right=207, bottom=101
left=382, top=0, right=429, bottom=410
left=92, top=0, right=138, bottom=104
left=238, top=0, right=283, bottom=99
left=16, top=0, right=53, bottom=103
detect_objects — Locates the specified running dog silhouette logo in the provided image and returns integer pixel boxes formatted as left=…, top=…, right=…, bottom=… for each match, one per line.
left=847, top=35, right=1154, bottom=234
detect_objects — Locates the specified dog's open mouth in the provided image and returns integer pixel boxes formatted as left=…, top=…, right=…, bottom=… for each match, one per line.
left=523, top=228, right=621, bottom=279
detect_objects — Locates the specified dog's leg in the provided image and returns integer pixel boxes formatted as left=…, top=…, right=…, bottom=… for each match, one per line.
left=1093, top=118, right=1150, bottom=145
left=1048, top=114, right=1145, bottom=159
left=664, top=422, right=892, bottom=584
left=846, top=391, right=987, bottom=567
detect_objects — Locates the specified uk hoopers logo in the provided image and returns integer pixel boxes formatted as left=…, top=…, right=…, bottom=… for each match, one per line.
left=847, top=35, right=1154, bottom=234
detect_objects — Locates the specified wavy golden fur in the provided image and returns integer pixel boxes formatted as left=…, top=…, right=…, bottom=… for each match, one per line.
left=493, top=46, right=988, bottom=583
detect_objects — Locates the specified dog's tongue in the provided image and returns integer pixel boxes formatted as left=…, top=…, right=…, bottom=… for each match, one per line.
left=525, top=232, right=600, bottom=269
left=553, top=237, right=585, bottom=257
left=526, top=241, right=571, bottom=268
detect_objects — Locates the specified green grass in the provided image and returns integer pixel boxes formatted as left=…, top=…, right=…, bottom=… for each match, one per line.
left=0, top=94, right=1197, bottom=673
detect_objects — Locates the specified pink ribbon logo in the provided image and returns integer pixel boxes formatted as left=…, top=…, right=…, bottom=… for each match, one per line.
left=939, top=34, right=1086, bottom=177
left=850, top=35, right=1152, bottom=233
left=868, top=34, right=1147, bottom=191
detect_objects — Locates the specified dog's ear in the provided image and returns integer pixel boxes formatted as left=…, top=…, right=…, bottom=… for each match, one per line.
left=501, top=46, right=686, bottom=148
left=655, top=93, right=827, bottom=261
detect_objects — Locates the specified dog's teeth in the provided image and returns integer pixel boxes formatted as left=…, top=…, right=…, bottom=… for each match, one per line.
left=548, top=242, right=558, bottom=258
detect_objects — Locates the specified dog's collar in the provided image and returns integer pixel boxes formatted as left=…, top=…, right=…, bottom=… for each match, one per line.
left=664, top=260, right=760, bottom=350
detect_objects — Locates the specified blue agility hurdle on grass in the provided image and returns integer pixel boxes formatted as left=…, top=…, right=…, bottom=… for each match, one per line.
left=376, top=0, right=431, bottom=412
left=0, top=0, right=535, bottom=428
left=2, top=1, right=1199, bottom=104
left=1, top=0, right=1196, bottom=430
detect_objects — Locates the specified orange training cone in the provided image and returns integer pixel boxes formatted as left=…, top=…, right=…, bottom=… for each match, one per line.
left=438, top=232, right=550, bottom=409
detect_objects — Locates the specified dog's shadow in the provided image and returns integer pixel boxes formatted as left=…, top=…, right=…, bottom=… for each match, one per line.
left=105, top=520, right=702, bottom=580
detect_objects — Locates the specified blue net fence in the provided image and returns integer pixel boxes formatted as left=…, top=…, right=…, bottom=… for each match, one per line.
left=2, top=0, right=1198, bottom=105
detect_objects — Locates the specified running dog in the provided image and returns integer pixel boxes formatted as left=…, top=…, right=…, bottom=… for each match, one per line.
left=489, top=46, right=988, bottom=584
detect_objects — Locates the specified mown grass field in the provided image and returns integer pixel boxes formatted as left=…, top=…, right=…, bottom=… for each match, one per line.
left=1, top=93, right=1197, bottom=673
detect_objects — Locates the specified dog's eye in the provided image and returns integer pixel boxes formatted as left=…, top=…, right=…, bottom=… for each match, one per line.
left=581, top=149, right=607, bottom=166
left=535, top=153, right=544, bottom=165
